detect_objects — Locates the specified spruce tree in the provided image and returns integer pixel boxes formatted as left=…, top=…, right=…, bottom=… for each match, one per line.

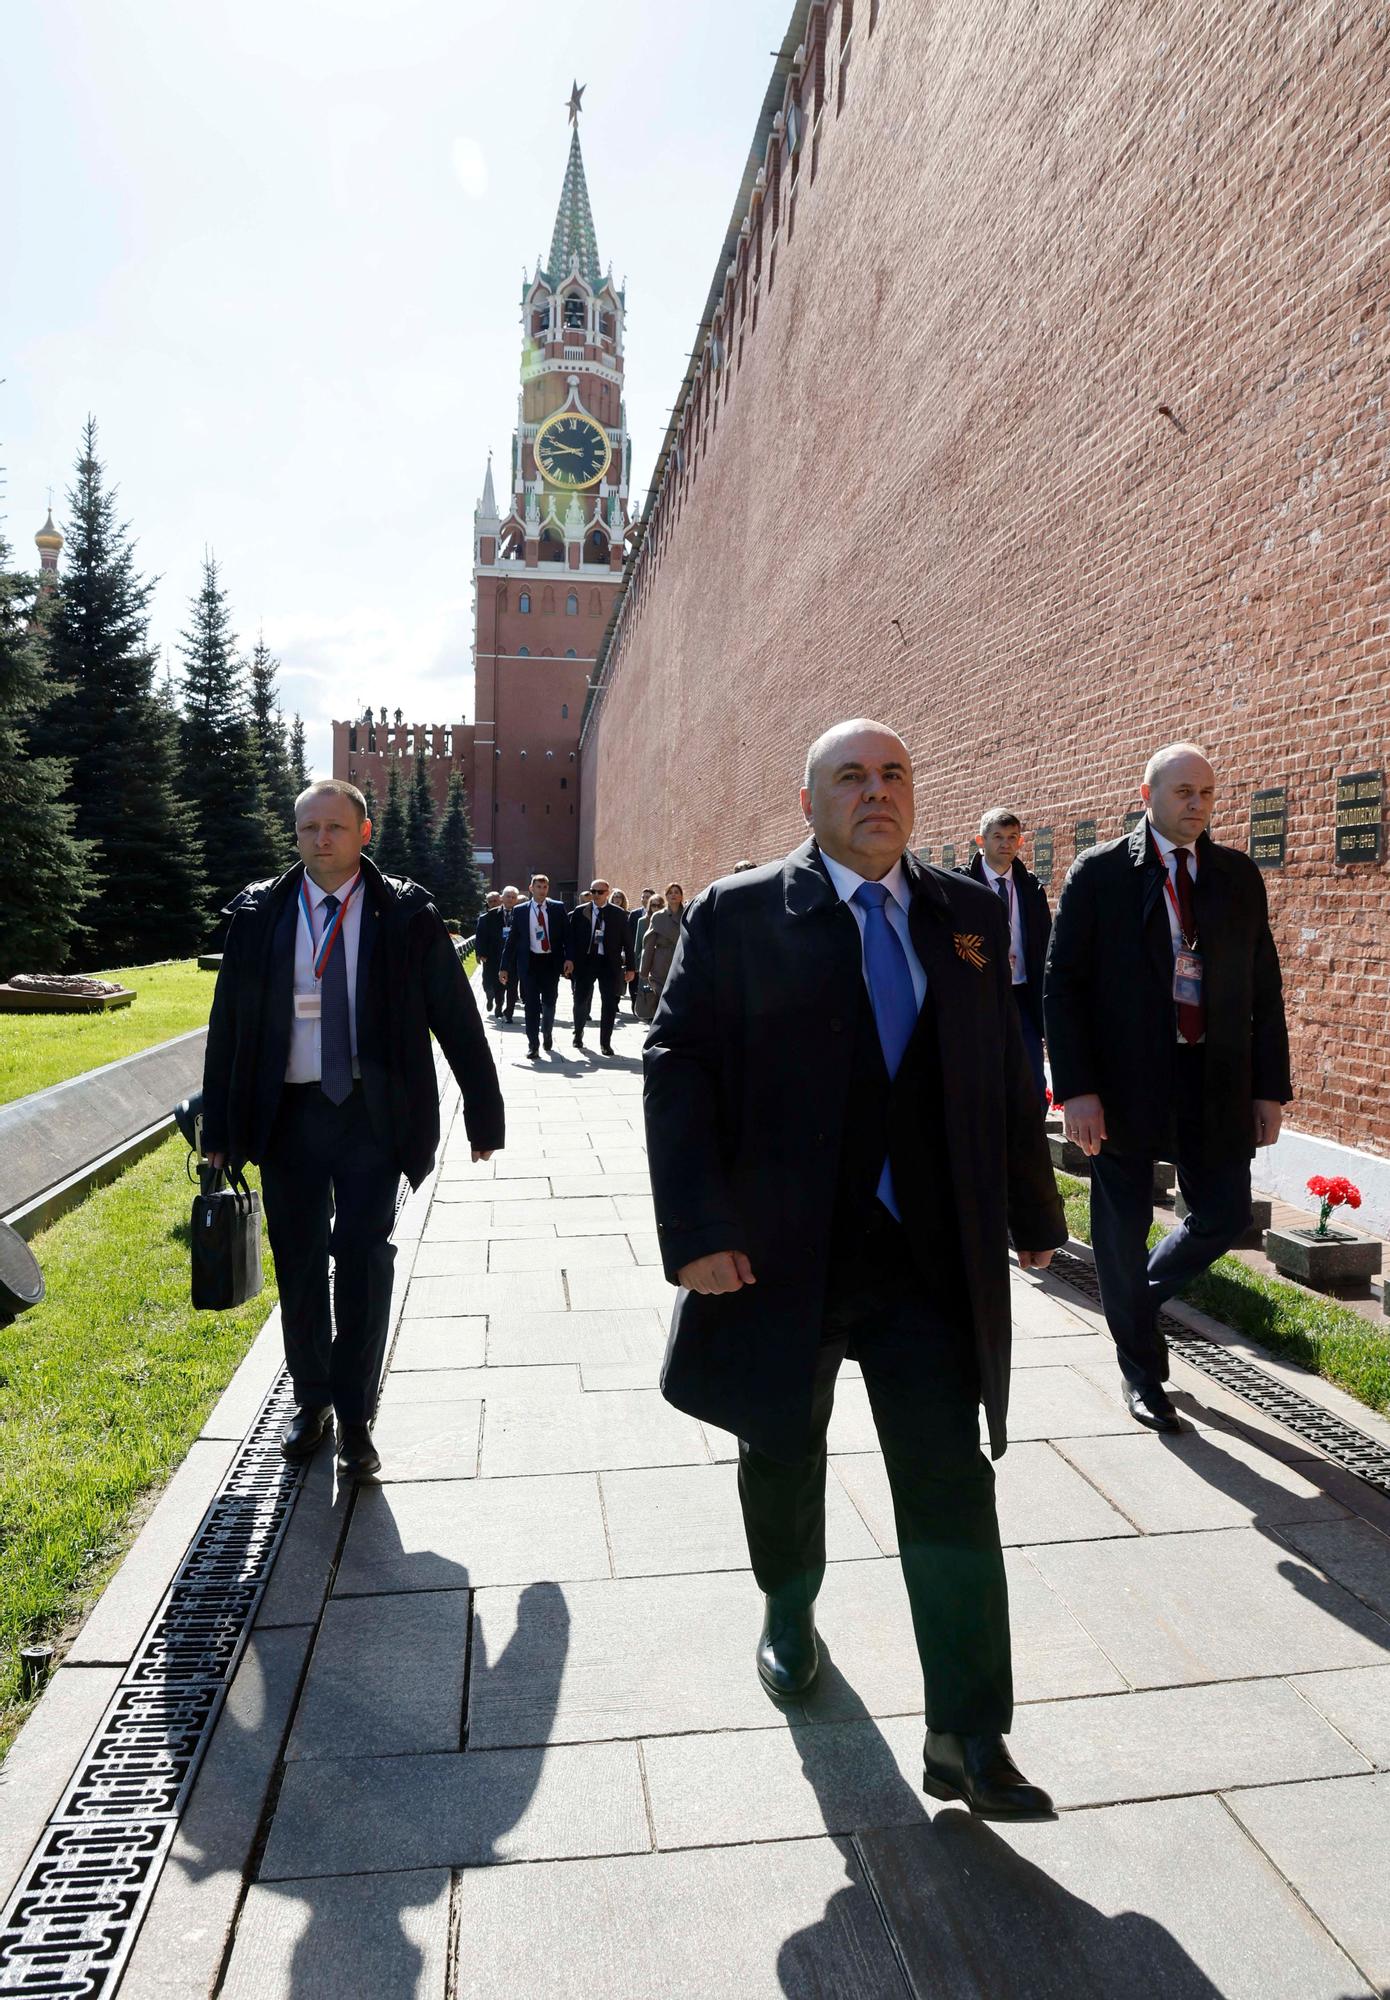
left=179, top=554, right=282, bottom=907
left=33, top=418, right=207, bottom=965
left=248, top=634, right=298, bottom=856
left=361, top=774, right=380, bottom=828
left=433, top=771, right=487, bottom=928
left=373, top=758, right=410, bottom=876
left=0, top=527, right=99, bottom=975
left=406, top=749, right=437, bottom=886
left=288, top=713, right=309, bottom=791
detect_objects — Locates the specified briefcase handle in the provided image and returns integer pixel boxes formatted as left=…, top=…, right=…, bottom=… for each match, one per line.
left=196, top=1160, right=255, bottom=1204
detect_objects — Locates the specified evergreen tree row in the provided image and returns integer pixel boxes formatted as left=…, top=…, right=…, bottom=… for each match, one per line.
left=0, top=418, right=313, bottom=976
left=369, top=754, right=487, bottom=931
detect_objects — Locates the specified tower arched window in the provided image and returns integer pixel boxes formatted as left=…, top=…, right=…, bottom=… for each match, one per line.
left=519, top=591, right=530, bottom=613
left=539, top=531, right=564, bottom=564
left=563, top=293, right=586, bottom=329
left=586, top=530, right=608, bottom=565
left=566, top=591, right=578, bottom=615
left=561, top=703, right=569, bottom=719
left=517, top=646, right=530, bottom=657
left=565, top=648, right=577, bottom=658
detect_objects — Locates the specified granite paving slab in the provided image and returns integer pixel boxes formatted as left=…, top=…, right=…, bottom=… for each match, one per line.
left=220, top=1869, right=451, bottom=1999
left=119, top=1627, right=315, bottom=2000
left=1008, top=1674, right=1369, bottom=1808
left=1224, top=1773, right=1390, bottom=1997
left=478, top=1386, right=709, bottom=1477
left=832, top=1441, right=1137, bottom=1553
left=259, top=1739, right=649, bottom=1878
left=802, top=1553, right=1126, bottom=1722
left=419, top=1209, right=547, bottom=1240
left=1007, top=1279, right=1100, bottom=1338
left=1009, top=1333, right=1122, bottom=1369
left=483, top=1304, right=665, bottom=1371
left=564, top=1264, right=675, bottom=1309
left=431, top=1176, right=549, bottom=1204
left=403, top=1269, right=565, bottom=1316
left=1004, top=1365, right=1149, bottom=1439
left=1291, top=1661, right=1390, bottom=1767
left=467, top=1569, right=793, bottom=1746
left=601, top=1461, right=878, bottom=1577
left=550, top=1172, right=655, bottom=1198
left=380, top=1363, right=582, bottom=1405
left=627, top=1231, right=663, bottom=1264
left=255, top=1448, right=351, bottom=1628
left=285, top=1592, right=471, bottom=1760
left=333, top=1474, right=610, bottom=1594
left=387, top=1314, right=488, bottom=1372
left=370, top=1396, right=483, bottom=1480
left=857, top=1793, right=1373, bottom=2000
left=409, top=1237, right=489, bottom=1276
left=1028, top=1525, right=1390, bottom=1686
left=1275, top=1515, right=1390, bottom=1622
left=1054, top=1428, right=1352, bottom=1535
left=487, top=1233, right=636, bottom=1270
left=451, top=1838, right=907, bottom=2000
left=504, top=1194, right=620, bottom=1228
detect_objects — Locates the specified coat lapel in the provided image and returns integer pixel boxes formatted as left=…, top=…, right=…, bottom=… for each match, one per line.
left=901, top=851, right=974, bottom=1050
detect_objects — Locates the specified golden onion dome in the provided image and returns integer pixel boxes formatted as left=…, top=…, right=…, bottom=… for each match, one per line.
left=34, top=510, right=63, bottom=553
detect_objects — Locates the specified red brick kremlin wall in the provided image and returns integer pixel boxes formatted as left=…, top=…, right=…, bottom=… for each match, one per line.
left=579, top=0, right=1390, bottom=1156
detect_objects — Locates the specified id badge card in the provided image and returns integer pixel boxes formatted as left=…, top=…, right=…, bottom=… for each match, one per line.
left=294, top=991, right=322, bottom=1021
left=1173, top=950, right=1204, bottom=1006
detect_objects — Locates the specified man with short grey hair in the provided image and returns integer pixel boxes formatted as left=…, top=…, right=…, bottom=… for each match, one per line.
left=962, top=809, right=1050, bottom=1108
left=1045, top=743, right=1291, bottom=1432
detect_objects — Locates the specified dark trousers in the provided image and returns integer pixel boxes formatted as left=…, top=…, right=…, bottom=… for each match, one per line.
left=572, top=957, right=621, bottom=1045
left=259, top=1085, right=401, bottom=1423
left=1089, top=1050, right=1253, bottom=1393
left=737, top=1211, right=1013, bottom=1733
left=480, top=955, right=501, bottom=1012
left=1013, top=989, right=1046, bottom=1109
left=520, top=962, right=561, bottom=1049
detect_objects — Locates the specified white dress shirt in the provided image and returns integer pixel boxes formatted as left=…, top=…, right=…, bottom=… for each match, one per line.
left=527, top=897, right=554, bottom=954
left=981, top=862, right=1028, bottom=985
left=1149, top=825, right=1199, bottom=954
left=285, top=868, right=363, bottom=1083
left=820, top=852, right=929, bottom=1011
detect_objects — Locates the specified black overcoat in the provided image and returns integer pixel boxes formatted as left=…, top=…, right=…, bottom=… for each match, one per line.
left=1042, top=821, right=1292, bottom=1159
left=643, top=839, right=1067, bottom=1463
left=202, top=855, right=504, bottom=1185
left=964, top=851, right=1052, bottom=1034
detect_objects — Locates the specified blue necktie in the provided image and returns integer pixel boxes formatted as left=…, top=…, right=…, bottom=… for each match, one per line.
left=319, top=894, right=353, bottom=1104
left=852, top=881, right=920, bottom=1218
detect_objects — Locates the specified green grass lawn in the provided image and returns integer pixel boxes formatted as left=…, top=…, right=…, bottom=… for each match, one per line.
left=0, top=1134, right=276, bottom=1758
left=0, top=960, right=214, bottom=1107
left=1054, top=1172, right=1390, bottom=1418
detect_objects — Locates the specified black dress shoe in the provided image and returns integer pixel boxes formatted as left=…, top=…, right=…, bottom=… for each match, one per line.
left=1125, top=1384, right=1182, bottom=1432
left=336, top=1423, right=381, bottom=1481
left=923, top=1731, right=1055, bottom=1821
left=600, top=1043, right=613, bottom=1057
left=756, top=1597, right=819, bottom=1698
left=543, top=1035, right=553, bottom=1051
left=281, top=1405, right=333, bottom=1461
left=527, top=1045, right=539, bottom=1060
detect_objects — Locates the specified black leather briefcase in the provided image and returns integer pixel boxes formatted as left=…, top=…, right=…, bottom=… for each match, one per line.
left=190, top=1164, right=264, bottom=1311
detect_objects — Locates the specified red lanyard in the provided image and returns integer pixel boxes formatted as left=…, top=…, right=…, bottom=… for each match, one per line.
left=299, top=874, right=358, bottom=980
left=1160, top=857, right=1197, bottom=950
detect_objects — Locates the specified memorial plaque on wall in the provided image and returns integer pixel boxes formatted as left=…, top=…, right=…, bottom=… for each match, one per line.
left=915, top=844, right=932, bottom=865
left=1074, top=819, right=1097, bottom=853
left=1249, top=786, right=1287, bottom=869
left=940, top=842, right=956, bottom=869
left=1032, top=827, right=1054, bottom=886
left=1123, top=809, right=1146, bottom=835
left=1335, top=770, right=1384, bottom=864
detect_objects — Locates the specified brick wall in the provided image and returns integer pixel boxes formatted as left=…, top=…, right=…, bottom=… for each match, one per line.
left=579, top=0, right=1390, bottom=1154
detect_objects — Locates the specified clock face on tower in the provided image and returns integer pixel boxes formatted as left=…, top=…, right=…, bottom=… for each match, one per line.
left=534, top=410, right=612, bottom=490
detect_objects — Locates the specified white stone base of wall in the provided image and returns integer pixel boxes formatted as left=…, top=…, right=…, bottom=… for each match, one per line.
left=1254, top=1125, right=1390, bottom=1239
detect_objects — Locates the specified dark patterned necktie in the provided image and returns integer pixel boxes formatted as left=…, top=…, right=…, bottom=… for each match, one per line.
left=319, top=894, right=353, bottom=1103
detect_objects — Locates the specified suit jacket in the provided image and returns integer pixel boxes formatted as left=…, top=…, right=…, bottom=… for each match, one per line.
left=1043, top=821, right=1292, bottom=1159
left=475, top=905, right=506, bottom=966
left=500, top=898, right=568, bottom=983
left=567, top=899, right=632, bottom=974
left=202, top=856, right=504, bottom=1186
left=643, top=839, right=1067, bottom=1462
left=965, top=851, right=1051, bottom=1033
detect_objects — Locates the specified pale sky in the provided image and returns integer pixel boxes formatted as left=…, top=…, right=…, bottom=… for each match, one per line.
left=3, top=0, right=790, bottom=774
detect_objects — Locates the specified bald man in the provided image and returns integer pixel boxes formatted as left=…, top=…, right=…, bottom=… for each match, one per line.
left=645, top=719, right=1067, bottom=1820
left=1044, top=744, right=1291, bottom=1432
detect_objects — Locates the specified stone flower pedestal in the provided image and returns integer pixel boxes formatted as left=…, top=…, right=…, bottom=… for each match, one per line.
left=1048, top=1132, right=1090, bottom=1176
left=0, top=976, right=134, bottom=1014
left=1176, top=1191, right=1272, bottom=1252
left=1264, top=1224, right=1382, bottom=1295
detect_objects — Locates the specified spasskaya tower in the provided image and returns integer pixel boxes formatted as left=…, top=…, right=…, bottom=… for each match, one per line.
left=470, top=83, right=631, bottom=896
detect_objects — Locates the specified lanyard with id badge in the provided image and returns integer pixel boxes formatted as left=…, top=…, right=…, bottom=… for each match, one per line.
left=1161, top=868, right=1203, bottom=1009
left=295, top=876, right=357, bottom=1020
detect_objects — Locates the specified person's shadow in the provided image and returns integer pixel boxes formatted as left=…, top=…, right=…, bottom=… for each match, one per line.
left=170, top=1474, right=569, bottom=1998
left=773, top=1663, right=1226, bottom=1998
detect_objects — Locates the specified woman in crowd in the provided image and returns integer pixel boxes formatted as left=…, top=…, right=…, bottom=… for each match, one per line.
left=637, top=882, right=683, bottom=1023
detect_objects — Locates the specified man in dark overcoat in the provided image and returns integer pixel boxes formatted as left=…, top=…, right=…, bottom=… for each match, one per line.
left=203, top=780, right=504, bottom=1479
left=1044, top=742, right=1291, bottom=1432
left=566, top=878, right=634, bottom=1054
left=644, top=720, right=1067, bottom=1821
left=498, top=872, right=568, bottom=1058
left=963, top=808, right=1051, bottom=1108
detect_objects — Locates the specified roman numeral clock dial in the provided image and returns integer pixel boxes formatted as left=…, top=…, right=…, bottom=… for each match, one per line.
left=534, top=411, right=612, bottom=490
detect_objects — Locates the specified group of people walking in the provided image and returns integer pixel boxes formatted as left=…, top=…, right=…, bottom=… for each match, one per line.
left=202, top=719, right=1289, bottom=1825
left=472, top=877, right=684, bottom=1057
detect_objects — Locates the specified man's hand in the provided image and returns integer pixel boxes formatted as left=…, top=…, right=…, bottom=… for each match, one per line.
left=472, top=1148, right=495, bottom=1162
left=677, top=1250, right=756, bottom=1294
left=498, top=970, right=507, bottom=986
left=624, top=969, right=634, bottom=983
left=1063, top=1092, right=1107, bottom=1156
left=1253, top=1099, right=1283, bottom=1147
left=1017, top=1248, right=1055, bottom=1272
left=563, top=960, right=574, bottom=977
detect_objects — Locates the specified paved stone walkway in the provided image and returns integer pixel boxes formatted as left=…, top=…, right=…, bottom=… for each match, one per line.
left=44, top=992, right=1390, bottom=1996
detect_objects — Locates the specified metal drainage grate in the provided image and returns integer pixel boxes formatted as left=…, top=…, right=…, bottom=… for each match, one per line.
left=0, top=1369, right=303, bottom=1997
left=1049, top=1247, right=1390, bottom=1499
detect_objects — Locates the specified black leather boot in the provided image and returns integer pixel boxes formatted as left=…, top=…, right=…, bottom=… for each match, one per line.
left=281, top=1405, right=333, bottom=1462
left=756, top=1595, right=819, bottom=1697
left=336, top=1422, right=382, bottom=1481
left=923, top=1730, right=1055, bottom=1820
